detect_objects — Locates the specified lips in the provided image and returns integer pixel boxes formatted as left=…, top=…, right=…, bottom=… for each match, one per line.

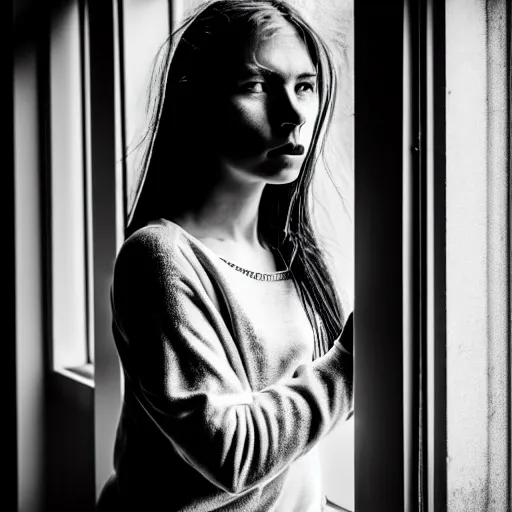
left=268, top=142, right=305, bottom=157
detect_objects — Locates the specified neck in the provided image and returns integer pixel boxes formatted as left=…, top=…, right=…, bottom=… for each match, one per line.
left=173, top=175, right=267, bottom=247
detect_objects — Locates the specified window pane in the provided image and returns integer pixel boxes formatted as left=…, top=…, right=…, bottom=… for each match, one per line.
left=50, top=0, right=89, bottom=370
left=121, top=0, right=170, bottom=211
left=307, top=0, right=354, bottom=509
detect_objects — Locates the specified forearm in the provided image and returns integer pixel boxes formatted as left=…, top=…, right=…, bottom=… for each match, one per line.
left=136, top=340, right=352, bottom=495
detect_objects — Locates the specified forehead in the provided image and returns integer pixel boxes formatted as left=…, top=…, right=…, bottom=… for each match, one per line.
left=249, top=22, right=316, bottom=74
left=224, top=20, right=315, bottom=77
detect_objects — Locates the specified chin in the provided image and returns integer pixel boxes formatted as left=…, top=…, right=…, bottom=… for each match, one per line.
left=266, top=168, right=302, bottom=185
left=226, top=157, right=304, bottom=185
left=260, top=156, right=304, bottom=184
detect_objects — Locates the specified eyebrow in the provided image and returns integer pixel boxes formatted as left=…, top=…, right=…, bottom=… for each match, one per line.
left=238, top=64, right=317, bottom=80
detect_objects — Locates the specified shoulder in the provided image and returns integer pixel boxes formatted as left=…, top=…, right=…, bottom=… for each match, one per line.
left=114, top=222, right=192, bottom=285
left=123, top=222, right=179, bottom=256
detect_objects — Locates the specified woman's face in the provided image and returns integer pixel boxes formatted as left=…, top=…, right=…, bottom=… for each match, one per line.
left=212, top=20, right=320, bottom=185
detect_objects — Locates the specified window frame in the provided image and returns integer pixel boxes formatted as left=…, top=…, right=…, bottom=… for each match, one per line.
left=353, top=1, right=448, bottom=510
left=18, top=0, right=501, bottom=509
left=353, top=1, right=410, bottom=509
left=46, top=0, right=92, bottom=379
left=423, top=0, right=447, bottom=509
left=83, top=0, right=453, bottom=507
left=87, top=0, right=125, bottom=496
left=35, top=0, right=510, bottom=509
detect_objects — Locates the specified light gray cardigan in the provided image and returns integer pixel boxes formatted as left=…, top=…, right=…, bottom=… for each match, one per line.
left=100, top=219, right=353, bottom=511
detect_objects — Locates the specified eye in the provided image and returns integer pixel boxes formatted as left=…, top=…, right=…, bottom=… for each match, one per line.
left=241, top=81, right=266, bottom=94
left=296, top=81, right=316, bottom=96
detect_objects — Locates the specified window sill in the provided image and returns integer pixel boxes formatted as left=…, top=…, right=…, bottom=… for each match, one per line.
left=54, top=363, right=95, bottom=388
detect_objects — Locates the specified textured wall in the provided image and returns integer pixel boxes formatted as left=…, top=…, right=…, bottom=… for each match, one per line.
left=445, top=0, right=511, bottom=510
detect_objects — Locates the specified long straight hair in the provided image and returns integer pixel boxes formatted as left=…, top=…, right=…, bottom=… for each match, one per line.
left=127, top=0, right=346, bottom=355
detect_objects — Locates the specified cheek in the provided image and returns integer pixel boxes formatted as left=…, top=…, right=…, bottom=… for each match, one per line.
left=219, top=100, right=270, bottom=155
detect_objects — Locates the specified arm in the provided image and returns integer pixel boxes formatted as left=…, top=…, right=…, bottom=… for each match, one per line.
left=113, top=227, right=353, bottom=496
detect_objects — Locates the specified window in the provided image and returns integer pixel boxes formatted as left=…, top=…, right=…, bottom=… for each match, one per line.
left=119, top=0, right=171, bottom=215
left=49, top=0, right=94, bottom=379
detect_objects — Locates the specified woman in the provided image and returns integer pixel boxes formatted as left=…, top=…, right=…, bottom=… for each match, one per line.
left=97, top=1, right=354, bottom=510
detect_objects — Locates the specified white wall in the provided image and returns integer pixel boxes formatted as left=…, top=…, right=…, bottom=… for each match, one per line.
left=445, top=0, right=511, bottom=510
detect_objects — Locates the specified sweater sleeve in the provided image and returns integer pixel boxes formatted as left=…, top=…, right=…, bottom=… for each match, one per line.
left=112, top=227, right=353, bottom=496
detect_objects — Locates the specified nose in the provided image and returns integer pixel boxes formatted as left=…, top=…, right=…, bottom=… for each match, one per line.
left=277, top=89, right=306, bottom=130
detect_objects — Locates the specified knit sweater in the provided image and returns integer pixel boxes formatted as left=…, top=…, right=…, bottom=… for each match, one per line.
left=99, top=219, right=353, bottom=511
